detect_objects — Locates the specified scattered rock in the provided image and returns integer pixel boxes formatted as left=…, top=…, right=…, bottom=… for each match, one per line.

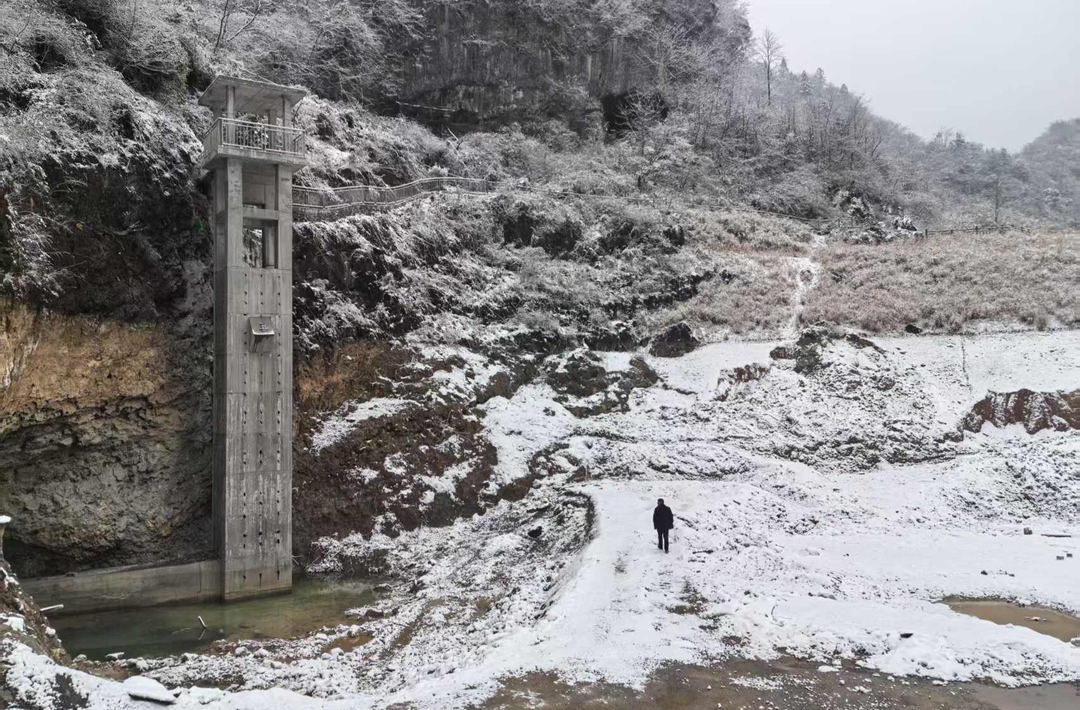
left=528, top=526, right=544, bottom=539
left=904, top=323, right=922, bottom=335
left=585, top=320, right=640, bottom=351
left=233, top=646, right=249, bottom=657
left=717, top=363, right=770, bottom=401
left=899, top=632, right=914, bottom=639
left=124, top=676, right=175, bottom=705
left=663, top=224, right=686, bottom=247
left=1023, top=527, right=1033, bottom=535
left=105, top=652, right=125, bottom=661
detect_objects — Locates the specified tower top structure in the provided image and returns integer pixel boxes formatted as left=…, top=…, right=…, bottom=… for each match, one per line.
left=198, top=76, right=307, bottom=115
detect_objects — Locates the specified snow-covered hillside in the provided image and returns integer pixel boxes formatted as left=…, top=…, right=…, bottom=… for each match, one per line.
left=4, top=329, right=1079, bottom=709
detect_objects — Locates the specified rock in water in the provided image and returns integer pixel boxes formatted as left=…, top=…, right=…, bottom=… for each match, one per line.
left=124, top=676, right=176, bottom=704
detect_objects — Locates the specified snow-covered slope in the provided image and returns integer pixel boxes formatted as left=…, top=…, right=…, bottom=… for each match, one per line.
left=6, top=330, right=1079, bottom=709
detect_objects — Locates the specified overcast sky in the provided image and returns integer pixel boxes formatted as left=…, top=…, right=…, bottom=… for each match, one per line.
left=744, top=0, right=1080, bottom=151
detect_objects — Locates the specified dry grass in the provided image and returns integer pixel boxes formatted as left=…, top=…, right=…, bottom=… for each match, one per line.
left=804, top=231, right=1080, bottom=333
left=646, top=251, right=795, bottom=337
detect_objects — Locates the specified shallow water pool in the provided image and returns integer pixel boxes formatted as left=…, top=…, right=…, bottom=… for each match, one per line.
left=51, top=577, right=379, bottom=660
left=945, top=599, right=1080, bottom=643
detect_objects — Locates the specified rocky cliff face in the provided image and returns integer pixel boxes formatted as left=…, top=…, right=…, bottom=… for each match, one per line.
left=0, top=301, right=213, bottom=577
left=1, top=34, right=216, bottom=577
left=963, top=388, right=1080, bottom=434
left=391, top=0, right=749, bottom=128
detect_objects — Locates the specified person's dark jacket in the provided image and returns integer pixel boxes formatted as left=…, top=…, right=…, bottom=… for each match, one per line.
left=653, top=504, right=674, bottom=531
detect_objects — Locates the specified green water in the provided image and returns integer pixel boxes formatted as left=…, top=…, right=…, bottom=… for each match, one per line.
left=52, top=577, right=379, bottom=661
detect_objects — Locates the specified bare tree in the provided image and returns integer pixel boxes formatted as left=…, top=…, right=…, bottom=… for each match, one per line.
left=756, top=29, right=784, bottom=107
left=214, top=0, right=265, bottom=52
left=2, top=12, right=35, bottom=57
left=635, top=22, right=710, bottom=97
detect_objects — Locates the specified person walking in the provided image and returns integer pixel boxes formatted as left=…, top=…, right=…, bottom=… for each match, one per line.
left=653, top=498, right=674, bottom=553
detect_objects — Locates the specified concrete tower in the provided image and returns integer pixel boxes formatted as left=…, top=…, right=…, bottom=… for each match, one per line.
left=198, top=77, right=307, bottom=601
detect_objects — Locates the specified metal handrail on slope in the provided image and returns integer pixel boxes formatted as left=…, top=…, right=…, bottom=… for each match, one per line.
left=293, top=177, right=497, bottom=207
left=290, top=176, right=1079, bottom=239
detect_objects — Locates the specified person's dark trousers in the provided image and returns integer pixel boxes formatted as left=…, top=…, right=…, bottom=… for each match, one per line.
left=657, top=529, right=669, bottom=552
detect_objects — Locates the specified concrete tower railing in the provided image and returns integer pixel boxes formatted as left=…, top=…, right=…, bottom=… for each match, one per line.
left=202, top=118, right=306, bottom=165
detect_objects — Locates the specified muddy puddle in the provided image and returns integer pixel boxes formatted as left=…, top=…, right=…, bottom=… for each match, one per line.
left=51, top=577, right=380, bottom=660
left=945, top=599, right=1080, bottom=642
left=480, top=659, right=1080, bottom=710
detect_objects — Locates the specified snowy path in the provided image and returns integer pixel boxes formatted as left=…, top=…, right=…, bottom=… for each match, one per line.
left=529, top=472, right=1080, bottom=688
left=785, top=256, right=821, bottom=338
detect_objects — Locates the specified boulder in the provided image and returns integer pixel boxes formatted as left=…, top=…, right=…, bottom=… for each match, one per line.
left=124, top=676, right=175, bottom=704
left=649, top=322, right=700, bottom=358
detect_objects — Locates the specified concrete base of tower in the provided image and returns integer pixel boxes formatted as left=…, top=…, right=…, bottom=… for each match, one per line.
left=221, top=558, right=293, bottom=602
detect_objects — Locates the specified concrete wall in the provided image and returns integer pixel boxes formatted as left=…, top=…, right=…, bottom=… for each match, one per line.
left=242, top=164, right=278, bottom=209
left=211, top=159, right=294, bottom=601
left=22, top=560, right=222, bottom=615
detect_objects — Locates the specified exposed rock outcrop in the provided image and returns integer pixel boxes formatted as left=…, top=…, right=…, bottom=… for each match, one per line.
left=0, top=302, right=212, bottom=577
left=544, top=348, right=658, bottom=416
left=292, top=341, right=542, bottom=556
left=391, top=0, right=750, bottom=128
left=962, top=389, right=1080, bottom=434
left=649, top=321, right=700, bottom=358
left=0, top=519, right=67, bottom=671
left=770, top=327, right=883, bottom=375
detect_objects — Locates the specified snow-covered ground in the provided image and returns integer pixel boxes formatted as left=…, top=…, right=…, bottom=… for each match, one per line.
left=5, top=330, right=1079, bottom=709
